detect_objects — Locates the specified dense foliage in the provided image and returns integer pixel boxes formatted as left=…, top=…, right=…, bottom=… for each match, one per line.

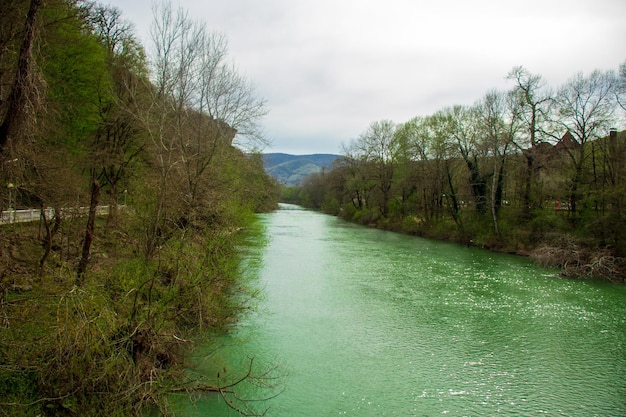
left=288, top=66, right=626, bottom=281
left=0, top=0, right=279, bottom=415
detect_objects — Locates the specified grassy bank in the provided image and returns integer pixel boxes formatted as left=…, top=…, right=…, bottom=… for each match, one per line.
left=0, top=202, right=275, bottom=416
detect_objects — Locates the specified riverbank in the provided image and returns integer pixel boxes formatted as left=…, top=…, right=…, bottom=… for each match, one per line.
left=396, top=213, right=623, bottom=282
left=287, top=200, right=626, bottom=283
left=0, top=202, right=276, bottom=416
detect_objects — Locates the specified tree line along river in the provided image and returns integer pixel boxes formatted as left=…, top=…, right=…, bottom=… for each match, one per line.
left=178, top=203, right=626, bottom=416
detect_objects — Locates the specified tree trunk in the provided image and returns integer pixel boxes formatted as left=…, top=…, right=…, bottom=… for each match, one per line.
left=0, top=0, right=42, bottom=153
left=491, top=157, right=505, bottom=236
left=39, top=205, right=62, bottom=278
left=446, top=168, right=460, bottom=225
left=76, top=178, right=100, bottom=284
left=465, top=158, right=488, bottom=214
left=569, top=165, right=582, bottom=217
left=522, top=151, right=534, bottom=218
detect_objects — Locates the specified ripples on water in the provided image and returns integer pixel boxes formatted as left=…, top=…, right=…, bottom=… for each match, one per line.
left=185, top=205, right=626, bottom=416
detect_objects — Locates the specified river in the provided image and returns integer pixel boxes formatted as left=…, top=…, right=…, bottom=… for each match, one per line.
left=179, top=203, right=626, bottom=416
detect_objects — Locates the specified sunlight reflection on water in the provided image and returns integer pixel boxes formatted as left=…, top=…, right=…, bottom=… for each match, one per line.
left=185, top=204, right=626, bottom=416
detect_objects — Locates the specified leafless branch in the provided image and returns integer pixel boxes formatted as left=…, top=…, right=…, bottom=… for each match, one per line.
left=169, top=356, right=284, bottom=416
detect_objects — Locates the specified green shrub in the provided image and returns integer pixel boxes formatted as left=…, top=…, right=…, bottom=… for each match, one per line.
left=321, top=198, right=341, bottom=215
left=529, top=209, right=569, bottom=239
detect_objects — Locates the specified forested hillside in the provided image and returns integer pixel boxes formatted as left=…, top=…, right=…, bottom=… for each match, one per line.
left=286, top=67, right=626, bottom=282
left=0, top=1, right=279, bottom=415
left=263, top=153, right=341, bottom=185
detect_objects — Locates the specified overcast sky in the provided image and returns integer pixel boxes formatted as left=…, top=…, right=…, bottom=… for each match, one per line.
left=104, top=0, right=625, bottom=155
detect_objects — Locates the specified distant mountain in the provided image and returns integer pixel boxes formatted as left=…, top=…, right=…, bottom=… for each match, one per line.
left=263, top=153, right=342, bottom=186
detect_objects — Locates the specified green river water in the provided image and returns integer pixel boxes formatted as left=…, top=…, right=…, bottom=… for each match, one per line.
left=179, top=204, right=626, bottom=416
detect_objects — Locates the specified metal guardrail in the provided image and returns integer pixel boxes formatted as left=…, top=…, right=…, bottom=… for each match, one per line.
left=0, top=206, right=111, bottom=225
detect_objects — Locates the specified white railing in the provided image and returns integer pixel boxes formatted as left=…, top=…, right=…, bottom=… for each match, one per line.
left=0, top=206, right=112, bottom=225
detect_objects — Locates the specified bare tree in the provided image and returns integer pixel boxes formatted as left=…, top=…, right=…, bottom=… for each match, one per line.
left=350, top=120, right=397, bottom=217
left=617, top=60, right=626, bottom=113
left=339, top=143, right=371, bottom=211
left=140, top=1, right=268, bottom=254
left=393, top=117, right=426, bottom=218
left=198, top=47, right=268, bottom=150
left=428, top=110, right=463, bottom=224
left=394, top=116, right=453, bottom=222
left=549, top=70, right=618, bottom=215
left=448, top=105, right=492, bottom=214
left=476, top=90, right=513, bottom=234
left=507, top=66, right=552, bottom=216
left=138, top=1, right=205, bottom=255
left=184, top=30, right=267, bottom=206
left=86, top=2, right=136, bottom=57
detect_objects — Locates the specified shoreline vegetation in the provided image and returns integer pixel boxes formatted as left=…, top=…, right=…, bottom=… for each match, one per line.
left=285, top=197, right=626, bottom=283
left=282, top=65, right=626, bottom=282
left=1, top=1, right=280, bottom=415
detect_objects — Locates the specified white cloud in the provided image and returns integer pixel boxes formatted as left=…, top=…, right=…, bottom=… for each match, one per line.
left=105, top=0, right=626, bottom=154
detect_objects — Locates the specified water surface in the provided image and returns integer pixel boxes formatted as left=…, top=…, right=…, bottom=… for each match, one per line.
left=183, top=204, right=626, bottom=416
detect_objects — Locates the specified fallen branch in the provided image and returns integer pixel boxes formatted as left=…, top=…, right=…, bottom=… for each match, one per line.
left=169, top=356, right=283, bottom=416
left=531, top=240, right=625, bottom=282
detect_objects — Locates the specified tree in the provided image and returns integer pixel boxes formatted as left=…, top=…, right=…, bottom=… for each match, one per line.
left=616, top=60, right=626, bottom=113
left=338, top=145, right=372, bottom=212
left=476, top=90, right=513, bottom=234
left=349, top=120, right=397, bottom=217
left=185, top=31, right=268, bottom=206
left=36, top=1, right=116, bottom=280
left=142, top=1, right=268, bottom=255
left=507, top=66, right=552, bottom=216
left=0, top=1, right=282, bottom=414
left=394, top=116, right=451, bottom=222
left=428, top=110, right=463, bottom=224
left=87, top=3, right=147, bottom=227
left=393, top=118, right=423, bottom=217
left=87, top=2, right=136, bottom=56
left=0, top=0, right=45, bottom=233
left=140, top=0, right=206, bottom=255
left=448, top=105, right=491, bottom=214
left=549, top=70, right=618, bottom=216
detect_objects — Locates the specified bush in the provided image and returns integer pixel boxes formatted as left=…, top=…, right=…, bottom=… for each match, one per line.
left=0, top=205, right=266, bottom=415
left=529, top=209, right=569, bottom=239
left=321, top=198, right=341, bottom=215
left=338, top=203, right=357, bottom=220
left=400, top=215, right=423, bottom=235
